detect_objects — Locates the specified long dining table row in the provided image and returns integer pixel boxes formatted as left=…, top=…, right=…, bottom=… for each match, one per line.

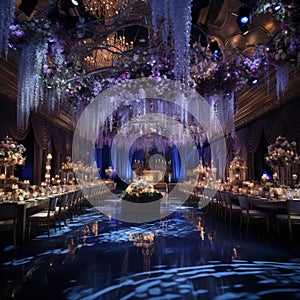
left=0, top=181, right=116, bottom=246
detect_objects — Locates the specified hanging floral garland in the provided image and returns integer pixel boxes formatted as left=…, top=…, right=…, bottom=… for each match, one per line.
left=2, top=0, right=299, bottom=131
left=0, top=0, right=15, bottom=58
left=243, top=0, right=300, bottom=99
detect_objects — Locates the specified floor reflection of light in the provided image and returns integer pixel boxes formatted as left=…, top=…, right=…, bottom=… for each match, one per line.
left=92, top=222, right=98, bottom=237
left=127, top=232, right=155, bottom=272
left=62, top=238, right=77, bottom=264
left=231, top=246, right=240, bottom=260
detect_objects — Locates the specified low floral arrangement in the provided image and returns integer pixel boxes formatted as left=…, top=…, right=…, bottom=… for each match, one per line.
left=120, top=179, right=162, bottom=203
left=0, top=136, right=26, bottom=166
left=61, top=156, right=73, bottom=172
left=265, top=135, right=299, bottom=167
left=229, top=156, right=247, bottom=173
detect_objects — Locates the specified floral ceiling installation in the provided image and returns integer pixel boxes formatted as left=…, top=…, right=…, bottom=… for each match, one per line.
left=244, top=0, right=300, bottom=99
left=0, top=0, right=299, bottom=132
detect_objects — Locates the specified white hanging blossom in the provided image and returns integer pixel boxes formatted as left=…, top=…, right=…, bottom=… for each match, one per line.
left=208, top=92, right=235, bottom=138
left=169, top=0, right=192, bottom=81
left=17, top=43, right=48, bottom=129
left=150, top=0, right=192, bottom=82
left=276, top=64, right=289, bottom=100
left=0, top=0, right=15, bottom=58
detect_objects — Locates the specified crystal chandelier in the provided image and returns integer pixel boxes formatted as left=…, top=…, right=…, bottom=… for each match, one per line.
left=82, top=0, right=146, bottom=21
left=84, top=34, right=133, bottom=69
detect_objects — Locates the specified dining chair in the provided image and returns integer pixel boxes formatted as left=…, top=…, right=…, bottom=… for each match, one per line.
left=276, top=199, right=300, bottom=243
left=0, top=202, right=18, bottom=249
left=219, top=191, right=228, bottom=219
left=224, top=192, right=241, bottom=223
left=238, top=195, right=270, bottom=236
left=212, top=190, right=222, bottom=216
left=28, top=196, right=58, bottom=238
left=66, top=191, right=76, bottom=220
left=203, top=188, right=217, bottom=212
left=55, top=193, right=69, bottom=229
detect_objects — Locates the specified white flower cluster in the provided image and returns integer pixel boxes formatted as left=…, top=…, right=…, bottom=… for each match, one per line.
left=125, top=179, right=155, bottom=195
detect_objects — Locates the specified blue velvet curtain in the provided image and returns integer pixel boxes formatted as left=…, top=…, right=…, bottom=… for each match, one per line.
left=95, top=144, right=203, bottom=183
left=171, top=146, right=180, bottom=181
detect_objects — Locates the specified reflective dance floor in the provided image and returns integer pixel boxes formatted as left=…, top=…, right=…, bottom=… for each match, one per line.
left=1, top=204, right=300, bottom=300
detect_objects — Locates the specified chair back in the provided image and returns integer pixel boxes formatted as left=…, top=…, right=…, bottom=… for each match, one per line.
left=238, top=195, right=249, bottom=210
left=287, top=199, right=300, bottom=214
left=224, top=193, right=232, bottom=205
left=203, top=188, right=216, bottom=201
left=61, top=193, right=69, bottom=207
left=0, top=203, right=18, bottom=222
left=220, top=191, right=227, bottom=206
left=49, top=197, right=58, bottom=213
left=216, top=190, right=222, bottom=202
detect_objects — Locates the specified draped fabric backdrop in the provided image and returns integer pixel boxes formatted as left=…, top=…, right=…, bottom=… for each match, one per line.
left=234, top=98, right=300, bottom=180
left=0, top=99, right=73, bottom=185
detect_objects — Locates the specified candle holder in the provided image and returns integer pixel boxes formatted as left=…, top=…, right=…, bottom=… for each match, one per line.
left=45, top=153, right=52, bottom=186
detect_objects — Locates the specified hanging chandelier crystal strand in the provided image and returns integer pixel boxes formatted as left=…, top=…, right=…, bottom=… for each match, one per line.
left=17, top=43, right=48, bottom=130
left=207, top=92, right=235, bottom=138
left=276, top=64, right=289, bottom=100
left=150, top=0, right=192, bottom=82
left=0, top=0, right=15, bottom=58
left=151, top=0, right=166, bottom=37
left=169, top=0, right=192, bottom=81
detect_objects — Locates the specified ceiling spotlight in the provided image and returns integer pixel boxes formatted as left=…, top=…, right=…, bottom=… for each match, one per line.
left=237, top=7, right=250, bottom=25
left=209, top=40, right=221, bottom=56
left=238, top=23, right=249, bottom=35
left=272, top=2, right=282, bottom=13
left=248, top=77, right=258, bottom=85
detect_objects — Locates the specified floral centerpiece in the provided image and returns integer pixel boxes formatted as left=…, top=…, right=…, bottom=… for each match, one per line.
left=229, top=156, right=247, bottom=183
left=61, top=156, right=73, bottom=172
left=120, top=179, right=162, bottom=203
left=265, top=135, right=299, bottom=186
left=265, top=135, right=299, bottom=167
left=0, top=136, right=26, bottom=166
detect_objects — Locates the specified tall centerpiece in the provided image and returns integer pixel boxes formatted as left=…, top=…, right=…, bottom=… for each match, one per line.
left=229, top=156, right=247, bottom=183
left=265, top=136, right=299, bottom=186
left=265, top=135, right=299, bottom=186
left=0, top=136, right=26, bottom=178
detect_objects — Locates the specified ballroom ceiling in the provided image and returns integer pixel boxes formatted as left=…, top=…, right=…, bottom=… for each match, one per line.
left=0, top=0, right=299, bottom=132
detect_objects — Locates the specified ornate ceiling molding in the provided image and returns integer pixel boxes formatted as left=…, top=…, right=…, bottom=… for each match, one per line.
left=235, top=66, right=300, bottom=129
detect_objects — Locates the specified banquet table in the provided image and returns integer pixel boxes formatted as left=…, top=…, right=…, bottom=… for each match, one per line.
left=248, top=196, right=287, bottom=212
left=0, top=197, right=50, bottom=245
